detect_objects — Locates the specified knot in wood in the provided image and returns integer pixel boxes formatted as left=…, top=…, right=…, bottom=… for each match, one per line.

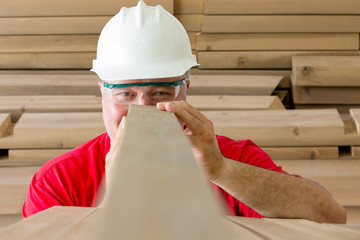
left=293, top=126, right=300, bottom=137
left=302, top=66, right=311, bottom=75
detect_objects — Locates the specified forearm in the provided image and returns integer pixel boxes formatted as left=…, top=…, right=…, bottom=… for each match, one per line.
left=213, top=157, right=346, bottom=223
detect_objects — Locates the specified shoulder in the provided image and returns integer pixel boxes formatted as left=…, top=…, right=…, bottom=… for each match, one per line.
left=32, top=132, right=110, bottom=184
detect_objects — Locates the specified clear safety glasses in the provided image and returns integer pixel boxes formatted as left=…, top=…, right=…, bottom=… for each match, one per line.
left=103, top=79, right=187, bottom=106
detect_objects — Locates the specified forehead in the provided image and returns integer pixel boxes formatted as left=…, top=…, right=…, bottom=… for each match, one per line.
left=103, top=74, right=186, bottom=85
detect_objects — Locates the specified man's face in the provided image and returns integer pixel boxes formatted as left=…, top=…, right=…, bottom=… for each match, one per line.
left=100, top=74, right=190, bottom=141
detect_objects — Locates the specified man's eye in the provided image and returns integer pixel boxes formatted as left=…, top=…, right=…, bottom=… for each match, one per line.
left=154, top=91, right=171, bottom=96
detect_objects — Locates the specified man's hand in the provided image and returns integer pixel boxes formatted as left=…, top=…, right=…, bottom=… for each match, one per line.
left=157, top=101, right=224, bottom=182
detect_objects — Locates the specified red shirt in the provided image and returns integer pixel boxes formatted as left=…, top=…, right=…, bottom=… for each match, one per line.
left=23, top=133, right=287, bottom=218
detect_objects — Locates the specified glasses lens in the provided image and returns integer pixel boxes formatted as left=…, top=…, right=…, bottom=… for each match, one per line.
left=109, top=85, right=182, bottom=106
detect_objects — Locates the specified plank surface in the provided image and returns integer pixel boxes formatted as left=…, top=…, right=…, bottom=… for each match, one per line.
left=175, top=14, right=202, bottom=32
left=262, top=147, right=338, bottom=160
left=0, top=215, right=22, bottom=231
left=351, top=146, right=360, bottom=158
left=174, top=0, right=203, bottom=14
left=0, top=53, right=94, bottom=69
left=0, top=71, right=99, bottom=96
left=188, top=75, right=282, bottom=95
left=0, top=0, right=173, bottom=16
left=0, top=114, right=11, bottom=138
left=198, top=51, right=360, bottom=69
left=187, top=95, right=285, bottom=110
left=202, top=109, right=345, bottom=147
left=350, top=109, right=360, bottom=134
left=293, top=56, right=360, bottom=87
left=98, top=105, right=234, bottom=240
left=204, top=0, right=360, bottom=14
left=344, top=206, right=360, bottom=224
left=0, top=113, right=105, bottom=149
left=196, top=33, right=359, bottom=51
left=0, top=207, right=95, bottom=240
left=202, top=15, right=360, bottom=33
left=7, top=149, right=71, bottom=166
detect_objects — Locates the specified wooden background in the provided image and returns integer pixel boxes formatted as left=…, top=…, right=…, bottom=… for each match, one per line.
left=0, top=0, right=360, bottom=229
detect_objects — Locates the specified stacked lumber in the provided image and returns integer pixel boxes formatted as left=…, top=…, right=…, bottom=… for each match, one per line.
left=292, top=56, right=360, bottom=113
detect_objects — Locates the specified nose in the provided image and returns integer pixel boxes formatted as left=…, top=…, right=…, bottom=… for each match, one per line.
left=137, top=94, right=153, bottom=106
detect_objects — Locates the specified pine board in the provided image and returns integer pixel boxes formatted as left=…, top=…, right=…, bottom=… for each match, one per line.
left=187, top=95, right=285, bottom=110
left=174, top=0, right=203, bottom=14
left=0, top=207, right=96, bottom=240
left=275, top=159, right=360, bottom=206
left=0, top=35, right=98, bottom=53
left=0, top=0, right=173, bottom=16
left=191, top=69, right=290, bottom=88
left=0, top=53, right=94, bottom=69
left=198, top=51, right=360, bottom=69
left=0, top=71, right=99, bottom=96
left=202, top=15, right=360, bottom=33
left=293, top=56, right=360, bottom=87
left=98, top=105, right=235, bottom=240
left=344, top=206, right=360, bottom=224
left=188, top=75, right=282, bottom=95
left=350, top=109, right=360, bottom=134
left=175, top=14, right=202, bottom=32
left=351, top=146, right=360, bottom=158
left=202, top=109, right=345, bottom=147
left=196, top=33, right=359, bottom=51
left=6, top=149, right=71, bottom=166
left=0, top=114, right=11, bottom=138
left=0, top=215, right=22, bottom=231
left=204, top=0, right=360, bottom=14
left=262, top=147, right=338, bottom=160
left=0, top=113, right=105, bottom=149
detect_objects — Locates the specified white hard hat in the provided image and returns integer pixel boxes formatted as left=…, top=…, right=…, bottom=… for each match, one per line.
left=91, top=0, right=198, bottom=81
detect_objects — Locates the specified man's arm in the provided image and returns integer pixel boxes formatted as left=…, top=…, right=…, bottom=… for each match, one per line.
left=156, top=101, right=347, bottom=224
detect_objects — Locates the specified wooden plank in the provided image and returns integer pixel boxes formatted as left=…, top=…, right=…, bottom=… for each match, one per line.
left=187, top=95, right=285, bottom=110
left=293, top=56, right=360, bottom=87
left=262, top=147, right=339, bottom=160
left=0, top=96, right=102, bottom=114
left=6, top=149, right=71, bottom=166
left=0, top=114, right=11, bottom=138
left=275, top=159, right=360, bottom=206
left=202, top=109, right=345, bottom=147
left=0, top=215, right=22, bottom=231
left=351, top=146, right=360, bottom=158
left=196, top=33, right=359, bottom=51
left=0, top=53, right=94, bottom=69
left=0, top=206, right=96, bottom=240
left=175, top=14, right=202, bottom=32
left=204, top=0, right=360, bottom=14
left=295, top=105, right=360, bottom=114
left=272, top=90, right=288, bottom=101
left=174, top=0, right=203, bottom=14
left=292, top=84, right=360, bottom=104
left=0, top=17, right=110, bottom=35
left=350, top=109, right=360, bottom=134
left=0, top=113, right=105, bottom=149
left=0, top=167, right=40, bottom=214
left=0, top=71, right=99, bottom=96
left=98, top=105, right=235, bottom=240
left=0, top=35, right=98, bottom=53
left=344, top=206, right=360, bottom=224
left=198, top=51, right=360, bottom=69
left=191, top=69, right=291, bottom=88
left=202, top=15, right=360, bottom=33
left=0, top=0, right=174, bottom=16
left=188, top=75, right=282, bottom=95
left=265, top=218, right=360, bottom=239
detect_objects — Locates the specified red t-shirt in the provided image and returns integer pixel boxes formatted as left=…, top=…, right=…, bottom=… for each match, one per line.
left=22, top=133, right=287, bottom=218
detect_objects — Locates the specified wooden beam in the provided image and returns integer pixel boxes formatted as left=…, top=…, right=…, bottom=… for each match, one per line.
left=350, top=109, right=360, bottom=134
left=204, top=0, right=360, bottom=14
left=196, top=33, right=359, bottom=51
left=188, top=75, right=282, bottom=95
left=174, top=0, right=203, bottom=14
left=187, top=95, right=285, bottom=110
left=0, top=0, right=174, bottom=16
left=0, top=71, right=99, bottom=96
left=98, top=105, right=234, bottom=239
left=344, top=206, right=360, bottom=224
left=0, top=215, right=22, bottom=231
left=202, top=15, right=360, bottom=33
left=198, top=51, right=360, bottom=69
left=262, top=147, right=339, bottom=160
left=292, top=56, right=360, bottom=87
left=6, top=149, right=71, bottom=166
left=0, top=53, right=95, bottom=69
left=175, top=14, right=202, bottom=32
left=351, top=146, right=360, bottom=158
left=0, top=114, right=11, bottom=138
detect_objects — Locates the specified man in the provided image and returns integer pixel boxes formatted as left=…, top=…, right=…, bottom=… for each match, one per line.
left=23, top=1, right=346, bottom=223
